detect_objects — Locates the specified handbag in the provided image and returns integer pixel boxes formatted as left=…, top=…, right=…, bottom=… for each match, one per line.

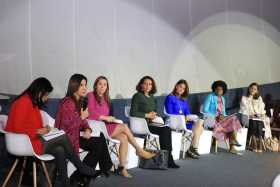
left=138, top=149, right=169, bottom=170
left=264, top=137, right=279, bottom=152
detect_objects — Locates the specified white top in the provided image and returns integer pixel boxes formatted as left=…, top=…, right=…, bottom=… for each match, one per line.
left=239, top=96, right=266, bottom=120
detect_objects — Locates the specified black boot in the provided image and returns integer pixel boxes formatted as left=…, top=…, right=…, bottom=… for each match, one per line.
left=168, top=152, right=180, bottom=169
left=186, top=149, right=199, bottom=159
left=191, top=146, right=200, bottom=157
left=67, top=148, right=102, bottom=179
left=70, top=170, right=92, bottom=187
left=187, top=146, right=200, bottom=159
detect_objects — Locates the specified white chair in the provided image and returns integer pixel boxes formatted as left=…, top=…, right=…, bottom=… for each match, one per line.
left=0, top=114, right=8, bottom=132
left=87, top=119, right=145, bottom=169
left=241, top=114, right=266, bottom=151
left=0, top=125, right=54, bottom=187
left=164, top=108, right=188, bottom=130
left=163, top=108, right=192, bottom=159
left=38, top=111, right=90, bottom=177
left=125, top=106, right=160, bottom=150
left=40, top=110, right=55, bottom=128
left=87, top=119, right=120, bottom=166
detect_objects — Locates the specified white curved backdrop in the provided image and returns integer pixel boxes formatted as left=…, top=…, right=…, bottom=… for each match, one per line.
left=0, top=0, right=279, bottom=98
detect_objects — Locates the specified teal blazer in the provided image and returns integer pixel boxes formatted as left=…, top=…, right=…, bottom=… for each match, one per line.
left=202, top=93, right=227, bottom=117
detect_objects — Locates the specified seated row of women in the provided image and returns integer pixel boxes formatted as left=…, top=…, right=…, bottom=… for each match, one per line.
left=4, top=74, right=269, bottom=186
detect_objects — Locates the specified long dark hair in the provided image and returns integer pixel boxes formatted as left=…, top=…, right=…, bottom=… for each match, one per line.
left=136, top=76, right=157, bottom=95
left=247, top=82, right=260, bottom=99
left=66, top=74, right=87, bottom=110
left=171, top=79, right=189, bottom=99
left=93, top=76, right=110, bottom=105
left=15, top=77, right=53, bottom=107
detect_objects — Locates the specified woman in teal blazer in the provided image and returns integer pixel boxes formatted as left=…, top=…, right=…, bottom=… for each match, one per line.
left=203, top=93, right=226, bottom=117
left=202, top=80, right=242, bottom=154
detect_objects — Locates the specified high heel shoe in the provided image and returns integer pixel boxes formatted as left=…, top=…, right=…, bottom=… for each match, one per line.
left=136, top=149, right=155, bottom=159
left=186, top=149, right=199, bottom=159
left=116, top=166, right=133, bottom=178
left=168, top=154, right=180, bottom=169
left=70, top=170, right=94, bottom=187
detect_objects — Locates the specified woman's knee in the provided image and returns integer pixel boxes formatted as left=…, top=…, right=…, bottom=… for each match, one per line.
left=117, top=124, right=127, bottom=133
left=117, top=133, right=128, bottom=144
left=51, top=146, right=65, bottom=158
left=123, top=124, right=132, bottom=134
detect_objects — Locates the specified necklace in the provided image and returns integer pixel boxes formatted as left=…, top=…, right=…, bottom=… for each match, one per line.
left=178, top=99, right=183, bottom=114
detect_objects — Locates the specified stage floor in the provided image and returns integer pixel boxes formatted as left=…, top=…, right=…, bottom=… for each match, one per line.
left=93, top=151, right=280, bottom=187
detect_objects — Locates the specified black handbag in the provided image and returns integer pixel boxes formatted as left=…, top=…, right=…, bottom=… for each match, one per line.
left=138, top=149, right=169, bottom=170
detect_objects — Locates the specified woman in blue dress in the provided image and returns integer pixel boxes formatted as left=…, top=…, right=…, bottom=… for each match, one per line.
left=164, top=79, right=204, bottom=159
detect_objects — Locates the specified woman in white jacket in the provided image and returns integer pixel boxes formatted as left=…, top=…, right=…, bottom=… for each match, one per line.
left=239, top=82, right=268, bottom=152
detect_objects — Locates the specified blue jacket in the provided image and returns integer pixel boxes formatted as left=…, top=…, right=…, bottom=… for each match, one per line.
left=164, top=94, right=193, bottom=129
left=164, top=95, right=191, bottom=116
left=202, top=93, right=227, bottom=117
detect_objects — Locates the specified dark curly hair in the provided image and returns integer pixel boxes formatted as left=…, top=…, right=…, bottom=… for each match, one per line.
left=136, top=76, right=157, bottom=95
left=211, top=80, right=227, bottom=95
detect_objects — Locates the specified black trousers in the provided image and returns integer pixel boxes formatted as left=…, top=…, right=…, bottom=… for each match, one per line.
left=42, top=134, right=93, bottom=186
left=248, top=119, right=264, bottom=138
left=80, top=133, right=113, bottom=173
left=148, top=125, right=172, bottom=151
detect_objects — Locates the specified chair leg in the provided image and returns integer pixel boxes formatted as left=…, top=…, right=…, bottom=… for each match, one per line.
left=145, top=135, right=151, bottom=149
left=225, top=138, right=230, bottom=150
left=185, top=133, right=192, bottom=142
left=215, top=140, right=218, bottom=153
left=143, top=136, right=147, bottom=149
left=33, top=162, right=37, bottom=187
left=114, top=144, right=119, bottom=158
left=153, top=137, right=160, bottom=150
left=149, top=138, right=159, bottom=150
left=41, top=161, right=53, bottom=187
left=261, top=138, right=267, bottom=151
left=248, top=136, right=252, bottom=149
left=18, top=157, right=27, bottom=187
left=2, top=159, right=19, bottom=187
left=156, top=137, right=160, bottom=150
left=212, top=138, right=218, bottom=153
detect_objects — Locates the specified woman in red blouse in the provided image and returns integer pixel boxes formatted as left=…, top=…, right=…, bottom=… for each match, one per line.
left=5, top=77, right=98, bottom=187
left=55, top=74, right=113, bottom=177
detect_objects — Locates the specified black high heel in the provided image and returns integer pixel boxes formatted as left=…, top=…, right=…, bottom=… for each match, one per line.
left=168, top=154, right=180, bottom=169
left=70, top=171, right=91, bottom=187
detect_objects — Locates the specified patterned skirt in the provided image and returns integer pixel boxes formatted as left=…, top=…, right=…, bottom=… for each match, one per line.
left=213, top=115, right=241, bottom=141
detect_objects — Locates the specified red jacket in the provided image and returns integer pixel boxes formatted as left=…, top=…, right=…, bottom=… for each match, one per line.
left=5, top=94, right=43, bottom=155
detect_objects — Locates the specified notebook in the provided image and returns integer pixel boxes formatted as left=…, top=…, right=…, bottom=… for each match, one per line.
left=149, top=116, right=166, bottom=127
left=42, top=128, right=65, bottom=141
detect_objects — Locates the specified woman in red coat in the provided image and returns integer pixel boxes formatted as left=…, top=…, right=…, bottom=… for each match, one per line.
left=5, top=77, right=98, bottom=186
